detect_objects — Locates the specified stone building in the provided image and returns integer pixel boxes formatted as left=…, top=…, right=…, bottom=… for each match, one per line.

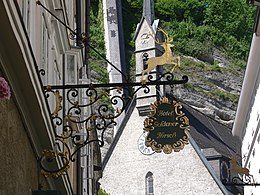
left=100, top=101, right=241, bottom=194
left=232, top=4, right=260, bottom=195
left=99, top=0, right=241, bottom=194
left=0, top=1, right=96, bottom=194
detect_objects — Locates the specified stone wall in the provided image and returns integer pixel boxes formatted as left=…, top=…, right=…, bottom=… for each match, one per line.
left=100, top=107, right=224, bottom=195
left=0, top=97, right=42, bottom=195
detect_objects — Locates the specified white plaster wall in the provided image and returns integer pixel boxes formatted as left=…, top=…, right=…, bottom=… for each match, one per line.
left=135, top=19, right=157, bottom=76
left=135, top=19, right=158, bottom=108
left=100, top=108, right=224, bottom=195
left=242, top=79, right=260, bottom=195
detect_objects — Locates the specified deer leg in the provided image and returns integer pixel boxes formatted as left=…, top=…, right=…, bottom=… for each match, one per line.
left=170, top=57, right=181, bottom=73
left=170, top=63, right=177, bottom=73
left=177, top=56, right=180, bottom=67
left=141, top=69, right=148, bottom=83
left=145, top=72, right=150, bottom=82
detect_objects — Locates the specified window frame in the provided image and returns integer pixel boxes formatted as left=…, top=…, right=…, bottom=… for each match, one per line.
left=145, top=172, right=154, bottom=195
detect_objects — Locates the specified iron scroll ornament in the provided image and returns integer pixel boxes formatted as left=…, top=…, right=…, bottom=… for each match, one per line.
left=35, top=0, right=189, bottom=178
left=144, top=97, right=190, bottom=154
left=40, top=74, right=189, bottom=177
left=221, top=155, right=260, bottom=187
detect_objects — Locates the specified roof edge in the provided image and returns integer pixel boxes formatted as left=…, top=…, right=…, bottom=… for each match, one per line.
left=101, top=98, right=137, bottom=170
left=133, top=16, right=157, bottom=41
left=189, top=135, right=231, bottom=195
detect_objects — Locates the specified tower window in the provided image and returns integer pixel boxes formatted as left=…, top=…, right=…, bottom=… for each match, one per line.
left=142, top=53, right=149, bottom=70
left=146, top=172, right=154, bottom=195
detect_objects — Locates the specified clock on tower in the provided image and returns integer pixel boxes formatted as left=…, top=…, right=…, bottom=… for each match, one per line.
left=137, top=132, right=155, bottom=155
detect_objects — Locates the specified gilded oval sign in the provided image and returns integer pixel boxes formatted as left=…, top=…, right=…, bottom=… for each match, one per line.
left=144, top=97, right=190, bottom=154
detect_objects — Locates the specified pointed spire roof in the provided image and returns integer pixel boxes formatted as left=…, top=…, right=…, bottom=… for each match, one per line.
left=143, top=0, right=155, bottom=25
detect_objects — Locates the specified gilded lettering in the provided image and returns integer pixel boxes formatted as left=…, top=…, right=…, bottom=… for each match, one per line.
left=157, top=110, right=175, bottom=116
left=156, top=132, right=177, bottom=139
left=154, top=121, right=179, bottom=127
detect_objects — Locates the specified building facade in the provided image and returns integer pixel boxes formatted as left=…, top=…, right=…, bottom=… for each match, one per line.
left=100, top=104, right=229, bottom=195
left=99, top=1, right=239, bottom=194
left=0, top=0, right=97, bottom=194
left=232, top=5, right=260, bottom=195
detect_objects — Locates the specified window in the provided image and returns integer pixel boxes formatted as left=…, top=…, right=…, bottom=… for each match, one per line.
left=143, top=53, right=149, bottom=70
left=66, top=55, right=77, bottom=84
left=40, top=15, right=49, bottom=85
left=17, top=0, right=31, bottom=33
left=146, top=172, right=154, bottom=195
left=64, top=53, right=79, bottom=109
left=65, top=0, right=75, bottom=26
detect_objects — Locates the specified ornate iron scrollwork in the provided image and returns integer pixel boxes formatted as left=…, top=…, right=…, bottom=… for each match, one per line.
left=36, top=0, right=189, bottom=178
left=222, top=155, right=260, bottom=188
left=222, top=175, right=257, bottom=186
left=39, top=69, right=46, bottom=76
left=40, top=140, right=71, bottom=178
left=68, top=31, right=87, bottom=48
left=39, top=73, right=188, bottom=177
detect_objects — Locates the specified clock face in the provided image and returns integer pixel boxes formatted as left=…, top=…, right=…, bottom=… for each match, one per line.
left=140, top=33, right=150, bottom=45
left=137, top=132, right=155, bottom=155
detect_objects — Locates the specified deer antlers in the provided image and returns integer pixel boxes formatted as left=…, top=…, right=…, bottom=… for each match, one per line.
left=157, top=27, right=173, bottom=43
left=140, top=28, right=180, bottom=83
left=147, top=27, right=174, bottom=45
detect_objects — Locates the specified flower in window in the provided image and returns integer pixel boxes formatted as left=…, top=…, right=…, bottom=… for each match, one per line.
left=0, top=77, right=11, bottom=100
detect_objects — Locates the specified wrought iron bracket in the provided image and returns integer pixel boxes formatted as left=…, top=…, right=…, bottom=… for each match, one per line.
left=43, top=75, right=188, bottom=90
left=222, top=155, right=260, bottom=188
left=36, top=0, right=189, bottom=178
left=40, top=73, right=188, bottom=178
left=222, top=176, right=260, bottom=186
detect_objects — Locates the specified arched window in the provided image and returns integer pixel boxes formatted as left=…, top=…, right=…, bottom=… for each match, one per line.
left=146, top=172, right=154, bottom=195
left=142, top=53, right=149, bottom=70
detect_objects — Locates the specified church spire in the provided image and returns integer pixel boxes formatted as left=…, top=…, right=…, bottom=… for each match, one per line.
left=143, top=0, right=155, bottom=25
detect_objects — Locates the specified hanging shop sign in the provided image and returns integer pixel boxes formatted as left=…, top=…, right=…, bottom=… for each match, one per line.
left=144, top=97, right=190, bottom=154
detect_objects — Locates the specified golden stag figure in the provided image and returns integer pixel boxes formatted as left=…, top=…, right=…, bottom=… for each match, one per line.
left=229, top=154, right=254, bottom=184
left=141, top=28, right=180, bottom=82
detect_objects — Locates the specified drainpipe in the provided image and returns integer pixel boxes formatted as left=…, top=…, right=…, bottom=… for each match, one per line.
left=76, top=1, right=82, bottom=194
left=76, top=0, right=81, bottom=47
left=77, top=147, right=82, bottom=195
left=85, top=0, right=91, bottom=193
left=85, top=0, right=91, bottom=78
